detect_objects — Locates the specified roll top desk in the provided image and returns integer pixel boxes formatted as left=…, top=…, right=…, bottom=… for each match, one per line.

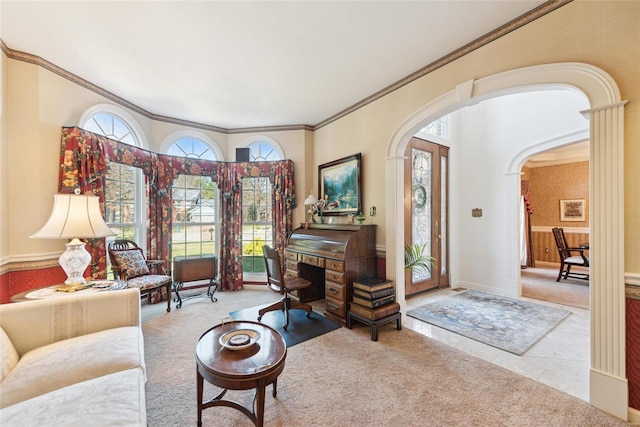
left=285, top=224, right=376, bottom=324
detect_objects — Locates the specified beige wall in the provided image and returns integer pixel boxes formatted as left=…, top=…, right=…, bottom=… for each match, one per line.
left=311, top=0, right=640, bottom=273
left=1, top=1, right=639, bottom=276
left=1, top=56, right=311, bottom=260
left=0, top=46, right=7, bottom=262
left=528, top=161, right=589, bottom=227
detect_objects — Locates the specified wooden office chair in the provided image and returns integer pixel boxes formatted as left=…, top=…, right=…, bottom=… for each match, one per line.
left=258, top=245, right=312, bottom=330
left=551, top=227, right=589, bottom=282
left=107, top=239, right=173, bottom=312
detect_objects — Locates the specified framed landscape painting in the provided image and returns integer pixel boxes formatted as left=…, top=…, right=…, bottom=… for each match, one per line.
left=560, top=199, right=586, bottom=221
left=318, top=153, right=362, bottom=216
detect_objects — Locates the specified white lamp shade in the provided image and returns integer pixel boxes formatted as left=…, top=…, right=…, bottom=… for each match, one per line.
left=304, top=194, right=318, bottom=205
left=31, top=193, right=115, bottom=239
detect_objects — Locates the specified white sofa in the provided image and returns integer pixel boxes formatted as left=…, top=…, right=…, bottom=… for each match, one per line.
left=0, top=287, right=147, bottom=426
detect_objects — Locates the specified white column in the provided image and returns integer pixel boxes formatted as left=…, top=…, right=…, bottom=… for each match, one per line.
left=386, top=155, right=406, bottom=318
left=584, top=101, right=628, bottom=419
left=505, top=172, right=522, bottom=298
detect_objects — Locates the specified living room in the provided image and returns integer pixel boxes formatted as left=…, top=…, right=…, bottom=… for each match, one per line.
left=1, top=1, right=639, bottom=425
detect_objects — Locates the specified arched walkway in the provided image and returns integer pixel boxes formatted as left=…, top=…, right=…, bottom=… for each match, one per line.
left=385, top=62, right=627, bottom=419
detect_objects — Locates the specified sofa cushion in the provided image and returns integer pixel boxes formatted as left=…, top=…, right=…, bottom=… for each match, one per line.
left=0, top=326, right=144, bottom=409
left=112, top=249, right=150, bottom=278
left=0, top=367, right=146, bottom=426
left=0, top=327, right=19, bottom=382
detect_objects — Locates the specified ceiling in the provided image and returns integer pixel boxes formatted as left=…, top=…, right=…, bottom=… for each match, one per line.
left=1, top=1, right=552, bottom=131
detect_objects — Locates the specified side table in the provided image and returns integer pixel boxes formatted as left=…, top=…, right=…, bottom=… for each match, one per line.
left=346, top=311, right=402, bottom=341
left=195, top=320, right=287, bottom=427
left=10, top=280, right=127, bottom=303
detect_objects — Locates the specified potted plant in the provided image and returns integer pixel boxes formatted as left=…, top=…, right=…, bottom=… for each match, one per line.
left=404, top=242, right=435, bottom=273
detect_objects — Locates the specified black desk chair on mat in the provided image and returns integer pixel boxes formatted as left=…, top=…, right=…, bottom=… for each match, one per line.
left=551, top=227, right=590, bottom=282
left=258, top=245, right=312, bottom=330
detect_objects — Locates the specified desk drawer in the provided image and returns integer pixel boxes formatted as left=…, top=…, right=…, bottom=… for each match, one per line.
left=301, top=254, right=325, bottom=268
left=285, top=269, right=299, bottom=279
left=285, top=259, right=300, bottom=272
left=326, top=270, right=345, bottom=284
left=325, top=296, right=346, bottom=319
left=325, top=281, right=345, bottom=301
left=325, top=259, right=344, bottom=272
left=284, top=250, right=299, bottom=261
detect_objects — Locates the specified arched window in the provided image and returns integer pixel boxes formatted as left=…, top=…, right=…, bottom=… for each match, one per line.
left=241, top=139, right=282, bottom=279
left=166, top=134, right=220, bottom=261
left=80, top=106, right=146, bottom=260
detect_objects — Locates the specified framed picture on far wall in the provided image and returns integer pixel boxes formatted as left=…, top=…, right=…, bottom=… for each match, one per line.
left=560, top=199, right=585, bottom=221
left=318, top=153, right=362, bottom=216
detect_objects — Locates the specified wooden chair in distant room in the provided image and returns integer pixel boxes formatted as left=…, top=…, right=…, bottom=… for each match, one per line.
left=108, top=239, right=173, bottom=312
left=551, top=227, right=590, bottom=282
left=258, top=245, right=312, bottom=329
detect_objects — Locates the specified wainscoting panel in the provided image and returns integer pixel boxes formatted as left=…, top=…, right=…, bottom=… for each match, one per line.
left=0, top=265, right=66, bottom=304
left=532, top=230, right=590, bottom=263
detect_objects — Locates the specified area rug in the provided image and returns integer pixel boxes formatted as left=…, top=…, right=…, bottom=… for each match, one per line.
left=229, top=304, right=341, bottom=347
left=407, top=289, right=570, bottom=355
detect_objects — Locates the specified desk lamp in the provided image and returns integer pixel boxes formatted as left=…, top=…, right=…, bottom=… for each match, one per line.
left=31, top=190, right=115, bottom=284
left=303, top=194, right=319, bottom=226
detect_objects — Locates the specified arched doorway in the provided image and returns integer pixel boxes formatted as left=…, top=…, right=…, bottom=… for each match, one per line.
left=385, top=63, right=627, bottom=419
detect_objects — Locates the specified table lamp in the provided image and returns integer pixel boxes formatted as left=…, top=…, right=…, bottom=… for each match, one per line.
left=304, top=194, right=319, bottom=225
left=31, top=190, right=115, bottom=284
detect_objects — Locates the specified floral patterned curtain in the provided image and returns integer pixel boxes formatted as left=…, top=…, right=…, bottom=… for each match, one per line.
left=59, top=127, right=110, bottom=279
left=521, top=179, right=535, bottom=268
left=59, top=127, right=297, bottom=291
left=216, top=161, right=297, bottom=290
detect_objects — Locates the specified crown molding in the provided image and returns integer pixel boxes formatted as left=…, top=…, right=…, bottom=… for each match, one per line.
left=1, top=0, right=571, bottom=134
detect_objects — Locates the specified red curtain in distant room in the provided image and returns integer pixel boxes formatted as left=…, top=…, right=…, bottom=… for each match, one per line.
left=521, top=180, right=535, bottom=268
left=58, top=127, right=296, bottom=292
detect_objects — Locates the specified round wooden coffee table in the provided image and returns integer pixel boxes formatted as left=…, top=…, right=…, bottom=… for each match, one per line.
left=195, top=320, right=287, bottom=427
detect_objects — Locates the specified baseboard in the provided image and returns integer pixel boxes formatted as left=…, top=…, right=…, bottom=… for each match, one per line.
left=590, top=367, right=628, bottom=420
left=455, top=281, right=512, bottom=298
left=628, top=407, right=640, bottom=425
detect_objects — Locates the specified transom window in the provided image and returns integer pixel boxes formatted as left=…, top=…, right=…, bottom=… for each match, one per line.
left=83, top=112, right=140, bottom=146
left=168, top=137, right=215, bottom=160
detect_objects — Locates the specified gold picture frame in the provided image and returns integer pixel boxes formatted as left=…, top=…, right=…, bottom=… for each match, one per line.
left=560, top=199, right=585, bottom=221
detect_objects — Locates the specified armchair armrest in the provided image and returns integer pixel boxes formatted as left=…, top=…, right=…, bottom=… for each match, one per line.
left=145, top=259, right=167, bottom=275
left=111, top=265, right=127, bottom=280
left=561, top=248, right=589, bottom=264
left=0, top=288, right=141, bottom=357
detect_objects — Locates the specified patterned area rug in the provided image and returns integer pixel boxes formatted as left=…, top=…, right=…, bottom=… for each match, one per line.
left=407, top=289, right=570, bottom=355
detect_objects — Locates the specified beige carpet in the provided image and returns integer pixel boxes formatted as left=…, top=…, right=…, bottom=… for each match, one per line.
left=141, top=287, right=622, bottom=426
left=521, top=265, right=590, bottom=310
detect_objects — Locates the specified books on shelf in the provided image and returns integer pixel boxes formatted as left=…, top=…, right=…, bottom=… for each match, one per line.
left=349, top=302, right=401, bottom=320
left=352, top=294, right=395, bottom=308
left=352, top=277, right=394, bottom=293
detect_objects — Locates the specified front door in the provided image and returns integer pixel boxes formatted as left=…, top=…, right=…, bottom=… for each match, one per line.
left=404, top=137, right=449, bottom=296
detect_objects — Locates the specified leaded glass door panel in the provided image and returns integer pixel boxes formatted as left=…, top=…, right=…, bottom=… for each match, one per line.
left=404, top=137, right=449, bottom=296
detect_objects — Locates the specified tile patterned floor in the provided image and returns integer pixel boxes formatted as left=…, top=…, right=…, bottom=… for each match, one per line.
left=404, top=271, right=590, bottom=401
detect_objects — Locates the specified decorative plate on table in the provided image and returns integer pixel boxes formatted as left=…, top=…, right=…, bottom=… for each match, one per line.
left=219, top=329, right=261, bottom=351
left=92, top=281, right=127, bottom=291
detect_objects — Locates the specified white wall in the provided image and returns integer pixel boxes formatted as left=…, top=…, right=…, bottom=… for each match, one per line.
left=449, top=89, right=589, bottom=295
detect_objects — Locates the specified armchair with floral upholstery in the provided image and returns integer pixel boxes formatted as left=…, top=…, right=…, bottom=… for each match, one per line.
left=107, top=239, right=172, bottom=312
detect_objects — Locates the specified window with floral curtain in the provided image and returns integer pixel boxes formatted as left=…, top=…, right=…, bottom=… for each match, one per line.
left=59, top=127, right=296, bottom=292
